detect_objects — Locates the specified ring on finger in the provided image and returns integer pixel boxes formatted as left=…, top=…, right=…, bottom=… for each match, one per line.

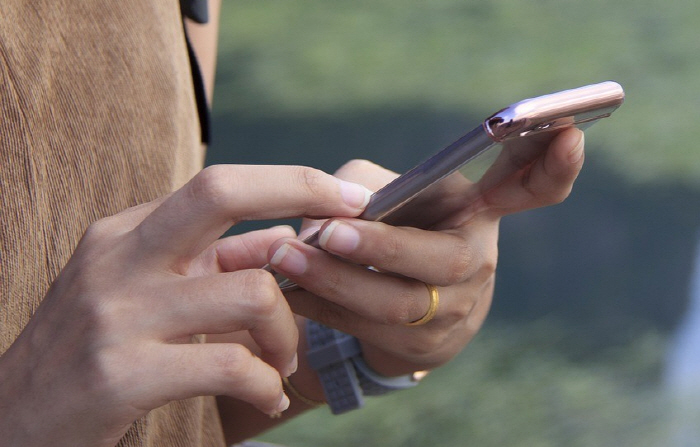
left=406, top=283, right=439, bottom=326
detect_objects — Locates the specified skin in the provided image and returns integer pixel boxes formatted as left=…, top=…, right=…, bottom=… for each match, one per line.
left=0, top=126, right=585, bottom=447
left=0, top=3, right=587, bottom=445
left=184, top=0, right=221, bottom=105
left=214, top=127, right=586, bottom=443
left=0, top=166, right=375, bottom=446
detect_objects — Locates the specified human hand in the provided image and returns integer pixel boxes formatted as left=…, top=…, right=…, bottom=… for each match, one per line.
left=268, top=128, right=585, bottom=377
left=0, top=165, right=372, bottom=447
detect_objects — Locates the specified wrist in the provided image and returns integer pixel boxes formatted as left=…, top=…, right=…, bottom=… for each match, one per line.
left=287, top=320, right=327, bottom=405
left=304, top=320, right=424, bottom=414
left=360, top=342, right=433, bottom=377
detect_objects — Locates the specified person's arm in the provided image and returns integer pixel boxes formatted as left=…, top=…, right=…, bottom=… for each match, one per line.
left=0, top=165, right=373, bottom=447
left=214, top=128, right=586, bottom=443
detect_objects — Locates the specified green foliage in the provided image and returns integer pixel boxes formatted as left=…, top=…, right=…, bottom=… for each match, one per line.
left=209, top=2, right=700, bottom=445
left=256, top=322, right=674, bottom=447
left=214, top=0, right=700, bottom=185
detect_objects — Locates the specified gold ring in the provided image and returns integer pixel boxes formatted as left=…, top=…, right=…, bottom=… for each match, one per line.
left=406, top=283, right=439, bottom=326
left=282, top=376, right=326, bottom=408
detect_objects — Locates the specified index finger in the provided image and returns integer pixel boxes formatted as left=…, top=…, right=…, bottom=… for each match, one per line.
left=134, top=165, right=372, bottom=264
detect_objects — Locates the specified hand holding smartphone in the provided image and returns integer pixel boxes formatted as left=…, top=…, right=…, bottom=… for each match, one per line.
left=271, top=81, right=625, bottom=290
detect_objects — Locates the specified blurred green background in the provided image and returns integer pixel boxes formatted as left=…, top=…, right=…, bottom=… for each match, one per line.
left=206, top=0, right=700, bottom=445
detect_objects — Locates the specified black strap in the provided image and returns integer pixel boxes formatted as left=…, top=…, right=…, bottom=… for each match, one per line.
left=180, top=0, right=211, bottom=144
left=180, top=0, right=209, bottom=24
left=183, top=32, right=211, bottom=145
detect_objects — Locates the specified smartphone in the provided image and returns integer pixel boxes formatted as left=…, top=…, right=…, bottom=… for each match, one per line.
left=272, top=81, right=625, bottom=290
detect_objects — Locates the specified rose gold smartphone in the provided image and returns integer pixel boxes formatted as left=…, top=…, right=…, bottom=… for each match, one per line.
left=272, top=81, right=625, bottom=290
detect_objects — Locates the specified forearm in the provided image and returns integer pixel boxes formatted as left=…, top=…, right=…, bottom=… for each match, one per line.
left=213, top=316, right=439, bottom=444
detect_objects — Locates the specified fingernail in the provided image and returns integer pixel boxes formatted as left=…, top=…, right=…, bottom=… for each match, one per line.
left=567, top=132, right=585, bottom=163
left=319, top=220, right=361, bottom=254
left=339, top=180, right=372, bottom=209
left=277, top=393, right=291, bottom=414
left=270, top=243, right=308, bottom=275
left=266, top=392, right=290, bottom=418
left=285, top=354, right=299, bottom=377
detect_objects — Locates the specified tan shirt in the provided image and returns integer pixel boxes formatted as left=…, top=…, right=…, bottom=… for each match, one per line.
left=0, top=1, right=225, bottom=445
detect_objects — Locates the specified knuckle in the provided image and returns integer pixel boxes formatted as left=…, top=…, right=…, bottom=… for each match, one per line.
left=240, top=270, right=285, bottom=317
left=375, top=232, right=403, bottom=267
left=84, top=295, right=132, bottom=337
left=441, top=241, right=476, bottom=285
left=441, top=238, right=498, bottom=286
left=187, top=165, right=232, bottom=208
left=382, top=290, right=416, bottom=325
left=446, top=297, right=478, bottom=322
left=402, top=330, right=447, bottom=358
left=82, top=329, right=141, bottom=401
left=81, top=218, right=115, bottom=246
left=75, top=224, right=133, bottom=277
left=536, top=188, right=568, bottom=207
left=383, top=306, right=412, bottom=326
left=295, top=166, right=326, bottom=197
left=317, top=267, right=346, bottom=301
left=214, top=344, right=255, bottom=382
left=479, top=255, right=498, bottom=282
left=548, top=185, right=574, bottom=204
left=86, top=350, right=122, bottom=399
